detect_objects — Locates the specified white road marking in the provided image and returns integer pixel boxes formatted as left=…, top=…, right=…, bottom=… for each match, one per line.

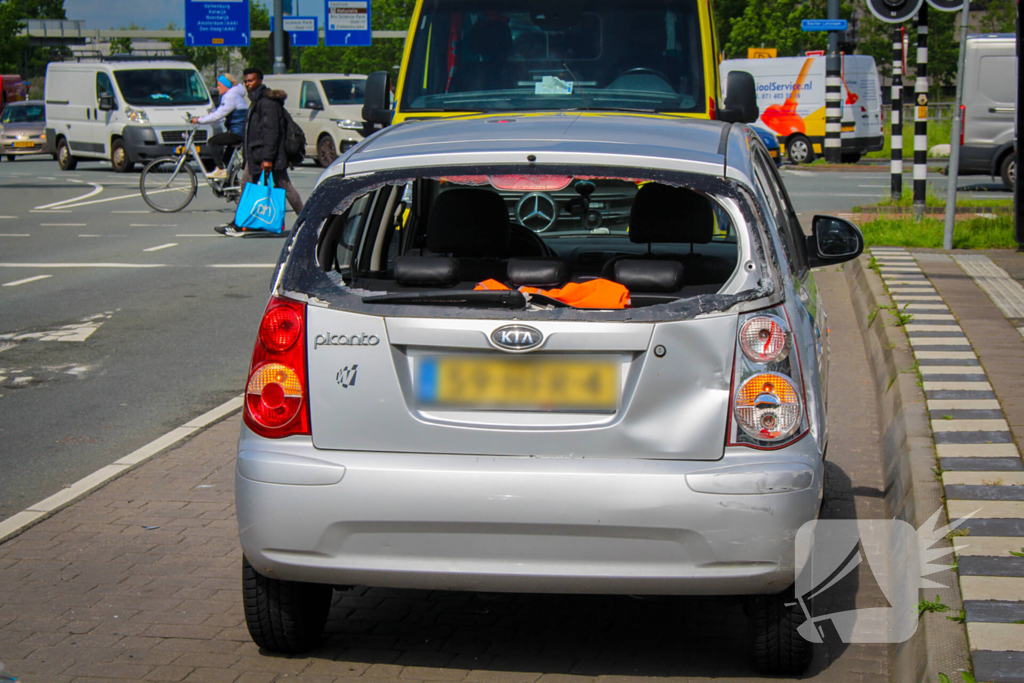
left=143, top=243, right=178, bottom=252
left=29, top=209, right=72, bottom=213
left=176, top=234, right=220, bottom=237
left=2, top=275, right=52, bottom=287
left=931, top=419, right=1010, bottom=432
left=0, top=263, right=166, bottom=268
left=0, top=215, right=18, bottom=219
left=34, top=181, right=104, bottom=210
left=936, top=442, right=1018, bottom=457
left=39, top=223, right=86, bottom=227
left=953, top=255, right=1024, bottom=321
left=0, top=311, right=114, bottom=343
left=79, top=234, right=102, bottom=237
left=0, top=395, right=243, bottom=543
left=208, top=264, right=276, bottom=268
left=131, top=224, right=178, bottom=228
left=0, top=234, right=30, bottom=237
left=112, top=210, right=152, bottom=214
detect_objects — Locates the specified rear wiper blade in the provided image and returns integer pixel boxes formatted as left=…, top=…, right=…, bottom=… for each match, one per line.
left=362, top=290, right=527, bottom=308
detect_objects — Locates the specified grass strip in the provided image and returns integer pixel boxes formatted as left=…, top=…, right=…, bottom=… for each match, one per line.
left=854, top=188, right=1013, bottom=210
left=859, top=214, right=1017, bottom=249
left=866, top=118, right=953, bottom=159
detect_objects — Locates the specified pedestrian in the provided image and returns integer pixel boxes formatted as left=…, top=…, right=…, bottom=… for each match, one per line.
left=216, top=67, right=304, bottom=237
left=191, top=73, right=247, bottom=179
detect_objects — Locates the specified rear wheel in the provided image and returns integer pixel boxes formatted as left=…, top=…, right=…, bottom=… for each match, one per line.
left=242, top=556, right=332, bottom=654
left=841, top=152, right=863, bottom=164
left=1000, top=152, right=1015, bottom=191
left=57, top=138, right=77, bottom=171
left=317, top=135, right=337, bottom=167
left=139, top=157, right=197, bottom=213
left=6, top=155, right=14, bottom=162
left=749, top=587, right=814, bottom=675
left=787, top=135, right=814, bottom=165
left=111, top=139, right=135, bottom=173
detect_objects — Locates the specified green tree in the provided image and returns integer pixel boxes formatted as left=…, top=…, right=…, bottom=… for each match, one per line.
left=980, top=0, right=1016, bottom=33
left=168, top=22, right=220, bottom=73
left=240, top=0, right=272, bottom=74
left=725, top=0, right=831, bottom=58
left=712, top=0, right=752, bottom=58
left=0, top=0, right=67, bottom=75
left=295, top=0, right=413, bottom=74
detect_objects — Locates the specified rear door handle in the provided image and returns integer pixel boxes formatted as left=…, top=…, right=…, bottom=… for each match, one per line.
left=990, top=107, right=1014, bottom=113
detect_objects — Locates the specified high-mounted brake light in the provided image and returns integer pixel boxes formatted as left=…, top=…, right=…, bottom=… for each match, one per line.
left=487, top=175, right=573, bottom=192
left=243, top=297, right=310, bottom=438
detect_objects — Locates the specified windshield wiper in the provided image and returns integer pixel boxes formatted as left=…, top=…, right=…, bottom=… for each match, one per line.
left=362, top=290, right=527, bottom=308
left=572, top=106, right=660, bottom=114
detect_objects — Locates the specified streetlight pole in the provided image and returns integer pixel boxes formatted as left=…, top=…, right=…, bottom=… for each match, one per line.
left=273, top=0, right=286, bottom=74
left=943, top=1, right=971, bottom=250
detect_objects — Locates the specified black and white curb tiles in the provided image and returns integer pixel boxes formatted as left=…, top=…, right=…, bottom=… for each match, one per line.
left=872, top=247, right=1024, bottom=683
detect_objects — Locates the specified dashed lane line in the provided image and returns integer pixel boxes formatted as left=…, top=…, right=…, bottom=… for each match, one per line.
left=176, top=234, right=220, bottom=237
left=39, top=223, right=87, bottom=227
left=208, top=263, right=276, bottom=268
left=143, top=243, right=178, bottom=252
left=28, top=210, right=72, bottom=213
left=111, top=210, right=152, bottom=214
left=0, top=216, right=18, bottom=219
left=2, top=275, right=52, bottom=287
left=131, top=224, right=179, bottom=228
left=0, top=396, right=244, bottom=543
left=0, top=234, right=30, bottom=237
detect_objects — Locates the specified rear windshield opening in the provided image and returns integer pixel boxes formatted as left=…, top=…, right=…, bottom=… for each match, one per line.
left=313, top=174, right=740, bottom=311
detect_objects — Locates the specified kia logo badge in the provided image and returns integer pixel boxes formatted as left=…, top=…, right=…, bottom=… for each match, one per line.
left=491, top=325, right=543, bottom=352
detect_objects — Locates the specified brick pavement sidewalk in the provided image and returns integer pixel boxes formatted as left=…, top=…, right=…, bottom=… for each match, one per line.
left=0, top=269, right=892, bottom=683
left=871, top=248, right=1024, bottom=683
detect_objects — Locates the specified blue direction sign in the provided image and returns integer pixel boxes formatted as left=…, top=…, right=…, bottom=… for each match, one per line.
left=801, top=19, right=848, bottom=31
left=271, top=16, right=319, bottom=47
left=325, top=0, right=372, bottom=47
left=185, top=0, right=251, bottom=47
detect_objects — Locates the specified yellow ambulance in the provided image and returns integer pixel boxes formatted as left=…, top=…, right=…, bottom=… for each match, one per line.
left=360, top=0, right=758, bottom=126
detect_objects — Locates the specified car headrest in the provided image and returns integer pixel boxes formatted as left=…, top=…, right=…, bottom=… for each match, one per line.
left=507, top=258, right=568, bottom=287
left=394, top=256, right=461, bottom=287
left=629, top=184, right=715, bottom=245
left=612, top=259, right=685, bottom=293
left=426, top=189, right=511, bottom=258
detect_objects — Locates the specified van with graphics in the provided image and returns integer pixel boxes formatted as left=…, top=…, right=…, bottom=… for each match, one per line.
left=721, top=55, right=883, bottom=164
left=358, top=0, right=760, bottom=128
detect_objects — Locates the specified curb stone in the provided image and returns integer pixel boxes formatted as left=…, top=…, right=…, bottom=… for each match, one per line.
left=844, top=255, right=973, bottom=683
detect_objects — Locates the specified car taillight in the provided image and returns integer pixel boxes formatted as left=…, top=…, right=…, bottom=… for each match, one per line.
left=960, top=105, right=966, bottom=146
left=739, top=315, right=790, bottom=363
left=727, top=305, right=808, bottom=449
left=243, top=296, right=310, bottom=438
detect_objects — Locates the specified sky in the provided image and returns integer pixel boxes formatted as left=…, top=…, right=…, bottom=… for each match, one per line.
left=63, top=0, right=328, bottom=31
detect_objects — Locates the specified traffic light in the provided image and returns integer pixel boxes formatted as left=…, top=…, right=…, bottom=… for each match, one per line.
left=866, top=0, right=925, bottom=22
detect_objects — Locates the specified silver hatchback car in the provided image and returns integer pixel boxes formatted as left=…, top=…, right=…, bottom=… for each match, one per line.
left=234, top=114, right=863, bottom=673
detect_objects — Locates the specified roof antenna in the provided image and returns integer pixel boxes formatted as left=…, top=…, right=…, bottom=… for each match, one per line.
left=561, top=62, right=589, bottom=111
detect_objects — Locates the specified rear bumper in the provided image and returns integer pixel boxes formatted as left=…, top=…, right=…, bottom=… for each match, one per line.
left=235, top=427, right=823, bottom=595
left=958, top=143, right=996, bottom=175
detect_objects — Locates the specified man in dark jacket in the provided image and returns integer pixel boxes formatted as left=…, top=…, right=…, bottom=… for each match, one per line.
left=216, top=67, right=304, bottom=236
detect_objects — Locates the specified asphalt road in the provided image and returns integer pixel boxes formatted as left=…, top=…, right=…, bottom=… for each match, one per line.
left=0, top=154, right=323, bottom=520
left=0, top=154, right=1011, bottom=523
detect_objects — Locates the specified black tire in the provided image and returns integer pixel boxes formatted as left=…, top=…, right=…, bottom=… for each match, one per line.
left=841, top=152, right=862, bottom=164
left=749, top=587, right=813, bottom=675
left=57, top=138, right=77, bottom=171
left=139, top=157, right=197, bottom=213
left=242, top=556, right=332, bottom=654
left=1000, top=152, right=1015, bottom=192
left=6, top=155, right=14, bottom=162
left=111, top=138, right=135, bottom=173
left=317, top=135, right=337, bottom=168
left=787, top=135, right=814, bottom=165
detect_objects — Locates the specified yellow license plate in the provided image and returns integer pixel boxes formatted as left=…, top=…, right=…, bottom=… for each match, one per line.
left=13, top=141, right=34, bottom=148
left=417, top=355, right=619, bottom=411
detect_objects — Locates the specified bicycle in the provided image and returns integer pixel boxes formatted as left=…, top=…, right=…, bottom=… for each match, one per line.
left=139, top=115, right=245, bottom=213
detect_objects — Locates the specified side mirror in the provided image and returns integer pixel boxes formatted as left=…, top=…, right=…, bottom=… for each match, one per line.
left=98, top=92, right=116, bottom=111
left=361, top=71, right=392, bottom=126
left=807, top=215, right=865, bottom=268
left=306, top=100, right=324, bottom=111
left=718, top=71, right=759, bottom=124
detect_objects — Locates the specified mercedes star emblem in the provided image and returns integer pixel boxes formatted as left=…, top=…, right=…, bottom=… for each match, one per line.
left=515, top=193, right=558, bottom=233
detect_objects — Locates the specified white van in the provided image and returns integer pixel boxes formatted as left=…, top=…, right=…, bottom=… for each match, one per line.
left=262, top=73, right=367, bottom=167
left=958, top=34, right=1016, bottom=190
left=44, top=57, right=220, bottom=173
left=721, top=55, right=884, bottom=164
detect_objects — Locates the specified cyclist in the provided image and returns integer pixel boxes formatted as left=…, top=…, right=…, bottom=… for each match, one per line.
left=191, top=73, right=247, bottom=179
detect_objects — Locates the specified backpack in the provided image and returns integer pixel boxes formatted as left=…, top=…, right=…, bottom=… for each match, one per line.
left=280, top=107, right=306, bottom=165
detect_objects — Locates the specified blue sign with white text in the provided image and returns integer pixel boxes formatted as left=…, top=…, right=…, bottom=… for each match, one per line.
left=325, top=0, right=372, bottom=47
left=801, top=19, right=848, bottom=31
left=271, top=16, right=319, bottom=47
left=185, top=0, right=250, bottom=47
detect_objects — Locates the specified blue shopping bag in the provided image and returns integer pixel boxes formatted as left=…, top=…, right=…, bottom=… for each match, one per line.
left=235, top=172, right=286, bottom=233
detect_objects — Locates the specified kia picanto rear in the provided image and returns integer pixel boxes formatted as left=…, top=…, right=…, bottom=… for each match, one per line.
left=234, top=116, right=854, bottom=673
